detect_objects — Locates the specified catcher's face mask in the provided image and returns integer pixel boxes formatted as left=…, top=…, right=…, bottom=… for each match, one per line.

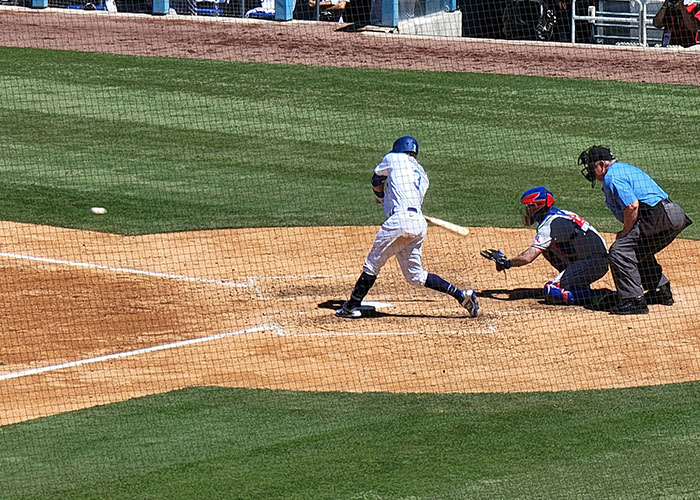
left=520, top=203, right=533, bottom=226
left=520, top=187, right=553, bottom=226
left=520, top=203, right=543, bottom=227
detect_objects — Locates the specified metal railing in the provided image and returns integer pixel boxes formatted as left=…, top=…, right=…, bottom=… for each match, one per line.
left=571, top=0, right=664, bottom=44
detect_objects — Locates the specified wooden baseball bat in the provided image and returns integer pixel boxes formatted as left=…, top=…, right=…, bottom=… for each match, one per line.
left=424, top=215, right=470, bottom=236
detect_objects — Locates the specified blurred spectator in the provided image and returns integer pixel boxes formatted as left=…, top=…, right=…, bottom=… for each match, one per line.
left=502, top=0, right=559, bottom=40
left=549, top=0, right=595, bottom=43
left=549, top=0, right=574, bottom=41
left=499, top=0, right=597, bottom=42
left=245, top=0, right=297, bottom=18
left=245, top=0, right=275, bottom=18
left=308, top=0, right=346, bottom=21
left=653, top=0, right=700, bottom=47
left=296, top=0, right=370, bottom=23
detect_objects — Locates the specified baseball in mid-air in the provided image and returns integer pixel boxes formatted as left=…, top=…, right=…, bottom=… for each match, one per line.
left=91, top=206, right=107, bottom=215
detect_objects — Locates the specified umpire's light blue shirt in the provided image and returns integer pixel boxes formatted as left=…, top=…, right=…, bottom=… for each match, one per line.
left=602, top=161, right=668, bottom=223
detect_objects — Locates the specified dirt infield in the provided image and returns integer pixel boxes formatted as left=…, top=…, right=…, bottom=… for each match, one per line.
left=1, top=9, right=699, bottom=425
left=1, top=221, right=699, bottom=425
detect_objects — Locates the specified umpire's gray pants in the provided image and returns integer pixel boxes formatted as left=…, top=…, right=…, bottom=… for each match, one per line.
left=608, top=199, right=692, bottom=300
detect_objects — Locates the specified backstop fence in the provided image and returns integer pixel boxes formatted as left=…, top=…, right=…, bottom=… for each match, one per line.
left=0, top=4, right=699, bottom=496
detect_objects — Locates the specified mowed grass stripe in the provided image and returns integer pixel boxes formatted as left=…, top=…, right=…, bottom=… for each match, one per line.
left=0, top=47, right=697, bottom=236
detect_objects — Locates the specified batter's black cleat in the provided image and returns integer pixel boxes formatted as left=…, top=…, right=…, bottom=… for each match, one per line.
left=458, top=289, right=479, bottom=318
left=335, top=302, right=362, bottom=319
left=611, top=296, right=649, bottom=315
left=644, top=283, right=674, bottom=306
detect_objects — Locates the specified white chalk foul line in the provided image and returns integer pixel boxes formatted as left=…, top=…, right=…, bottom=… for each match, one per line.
left=0, top=252, right=356, bottom=288
left=0, top=325, right=283, bottom=382
left=0, top=322, right=495, bottom=382
left=0, top=252, right=250, bottom=288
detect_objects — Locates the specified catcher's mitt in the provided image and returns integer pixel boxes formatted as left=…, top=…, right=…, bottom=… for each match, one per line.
left=480, top=248, right=512, bottom=272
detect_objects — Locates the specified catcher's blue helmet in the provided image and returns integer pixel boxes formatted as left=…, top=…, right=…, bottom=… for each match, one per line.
left=392, top=136, right=419, bottom=157
left=520, top=186, right=553, bottom=226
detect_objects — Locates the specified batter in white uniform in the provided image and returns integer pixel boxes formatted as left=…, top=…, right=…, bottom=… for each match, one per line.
left=336, top=136, right=479, bottom=319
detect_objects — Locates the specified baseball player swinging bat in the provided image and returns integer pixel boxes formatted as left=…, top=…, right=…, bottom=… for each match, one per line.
left=335, top=136, right=479, bottom=319
left=424, top=215, right=470, bottom=236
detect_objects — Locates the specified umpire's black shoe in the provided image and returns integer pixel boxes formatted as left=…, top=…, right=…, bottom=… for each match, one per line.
left=611, top=296, right=649, bottom=315
left=644, top=283, right=674, bottom=306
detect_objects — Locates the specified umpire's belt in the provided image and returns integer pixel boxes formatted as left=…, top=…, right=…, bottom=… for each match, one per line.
left=390, top=207, right=419, bottom=216
left=639, top=198, right=670, bottom=218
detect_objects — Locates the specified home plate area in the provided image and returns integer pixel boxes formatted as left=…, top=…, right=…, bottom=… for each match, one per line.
left=356, top=301, right=394, bottom=317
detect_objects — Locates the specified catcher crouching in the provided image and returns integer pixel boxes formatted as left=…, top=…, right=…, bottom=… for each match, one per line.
left=482, top=187, right=609, bottom=306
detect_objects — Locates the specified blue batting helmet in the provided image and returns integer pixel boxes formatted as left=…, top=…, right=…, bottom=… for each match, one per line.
left=520, top=186, right=554, bottom=226
left=392, top=136, right=419, bottom=156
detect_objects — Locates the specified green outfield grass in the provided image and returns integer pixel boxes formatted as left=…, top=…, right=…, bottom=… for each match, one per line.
left=2, top=46, right=699, bottom=499
left=2, top=384, right=700, bottom=499
left=0, top=47, right=698, bottom=236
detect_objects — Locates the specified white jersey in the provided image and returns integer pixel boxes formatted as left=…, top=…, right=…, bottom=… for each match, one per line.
left=363, top=151, right=430, bottom=286
left=374, top=152, right=428, bottom=217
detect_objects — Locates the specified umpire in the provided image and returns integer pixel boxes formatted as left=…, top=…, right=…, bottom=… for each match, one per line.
left=578, top=146, right=692, bottom=315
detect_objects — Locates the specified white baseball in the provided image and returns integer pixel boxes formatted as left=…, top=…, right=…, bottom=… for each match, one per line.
left=91, top=207, right=107, bottom=215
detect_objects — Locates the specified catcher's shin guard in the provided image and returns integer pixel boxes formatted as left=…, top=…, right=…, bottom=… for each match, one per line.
left=545, top=282, right=608, bottom=306
left=543, top=281, right=572, bottom=305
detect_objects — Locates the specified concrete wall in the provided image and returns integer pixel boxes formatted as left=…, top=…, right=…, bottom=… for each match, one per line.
left=397, top=9, right=462, bottom=36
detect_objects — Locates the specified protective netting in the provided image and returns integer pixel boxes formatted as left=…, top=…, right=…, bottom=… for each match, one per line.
left=0, top=4, right=699, bottom=495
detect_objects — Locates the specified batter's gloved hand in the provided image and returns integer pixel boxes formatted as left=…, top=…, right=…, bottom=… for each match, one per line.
left=374, top=188, right=385, bottom=206
left=480, top=248, right=512, bottom=272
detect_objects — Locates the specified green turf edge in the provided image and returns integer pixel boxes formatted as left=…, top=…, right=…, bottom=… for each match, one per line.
left=2, top=384, right=700, bottom=499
